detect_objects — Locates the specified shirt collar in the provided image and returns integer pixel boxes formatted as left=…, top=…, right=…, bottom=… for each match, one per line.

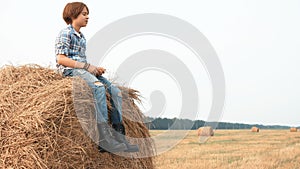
left=68, top=24, right=84, bottom=38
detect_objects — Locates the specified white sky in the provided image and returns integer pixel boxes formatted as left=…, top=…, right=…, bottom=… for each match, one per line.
left=0, top=0, right=299, bottom=126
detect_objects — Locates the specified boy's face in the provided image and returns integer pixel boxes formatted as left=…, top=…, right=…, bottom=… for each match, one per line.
left=72, top=7, right=89, bottom=28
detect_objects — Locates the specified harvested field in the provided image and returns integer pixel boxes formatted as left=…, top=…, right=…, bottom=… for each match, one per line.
left=152, top=129, right=300, bottom=169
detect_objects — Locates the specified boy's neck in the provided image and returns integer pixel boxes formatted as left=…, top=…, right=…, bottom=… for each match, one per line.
left=71, top=24, right=81, bottom=33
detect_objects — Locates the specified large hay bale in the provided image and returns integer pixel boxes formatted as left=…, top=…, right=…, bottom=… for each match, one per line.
left=0, top=65, right=155, bottom=169
left=290, top=128, right=298, bottom=132
left=197, top=126, right=214, bottom=136
left=251, top=126, right=259, bottom=132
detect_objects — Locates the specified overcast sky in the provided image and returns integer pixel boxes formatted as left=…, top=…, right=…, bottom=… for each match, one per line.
left=1, top=0, right=299, bottom=126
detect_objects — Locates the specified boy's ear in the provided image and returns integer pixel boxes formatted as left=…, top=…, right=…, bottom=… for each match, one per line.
left=65, top=17, right=72, bottom=24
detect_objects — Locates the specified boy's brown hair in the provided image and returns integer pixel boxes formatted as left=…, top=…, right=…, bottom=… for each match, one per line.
left=63, top=2, right=89, bottom=24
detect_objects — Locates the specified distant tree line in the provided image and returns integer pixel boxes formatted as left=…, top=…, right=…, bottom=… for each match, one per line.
left=143, top=117, right=293, bottom=130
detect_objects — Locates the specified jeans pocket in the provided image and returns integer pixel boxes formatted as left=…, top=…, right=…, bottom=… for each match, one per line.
left=73, top=69, right=87, bottom=75
left=73, top=69, right=99, bottom=84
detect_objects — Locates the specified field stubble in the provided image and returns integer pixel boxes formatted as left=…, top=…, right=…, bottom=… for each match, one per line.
left=152, top=129, right=300, bottom=169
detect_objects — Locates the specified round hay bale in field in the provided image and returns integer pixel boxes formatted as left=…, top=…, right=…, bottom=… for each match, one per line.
left=251, top=126, right=259, bottom=132
left=0, top=65, right=155, bottom=169
left=197, top=126, right=214, bottom=136
left=290, top=127, right=298, bottom=132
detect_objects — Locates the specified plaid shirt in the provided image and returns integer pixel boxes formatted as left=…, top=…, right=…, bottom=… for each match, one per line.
left=55, top=25, right=87, bottom=73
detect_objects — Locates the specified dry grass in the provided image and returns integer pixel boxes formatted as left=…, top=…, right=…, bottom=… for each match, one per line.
left=0, top=65, right=155, bottom=169
left=152, top=129, right=300, bottom=169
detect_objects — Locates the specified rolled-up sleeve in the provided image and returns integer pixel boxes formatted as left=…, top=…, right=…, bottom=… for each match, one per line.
left=55, top=30, right=71, bottom=56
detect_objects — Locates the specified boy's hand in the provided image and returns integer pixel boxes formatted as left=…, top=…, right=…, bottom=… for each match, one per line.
left=97, top=67, right=106, bottom=75
left=86, top=64, right=101, bottom=76
left=74, top=62, right=104, bottom=76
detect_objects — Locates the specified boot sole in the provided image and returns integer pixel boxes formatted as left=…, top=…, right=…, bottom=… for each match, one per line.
left=99, top=143, right=127, bottom=153
left=124, top=147, right=139, bottom=152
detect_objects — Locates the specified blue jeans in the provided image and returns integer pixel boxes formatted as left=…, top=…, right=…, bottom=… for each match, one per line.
left=63, top=68, right=122, bottom=124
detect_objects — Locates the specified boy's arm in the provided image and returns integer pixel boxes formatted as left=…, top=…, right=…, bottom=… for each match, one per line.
left=57, top=54, right=78, bottom=68
left=57, top=54, right=101, bottom=75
